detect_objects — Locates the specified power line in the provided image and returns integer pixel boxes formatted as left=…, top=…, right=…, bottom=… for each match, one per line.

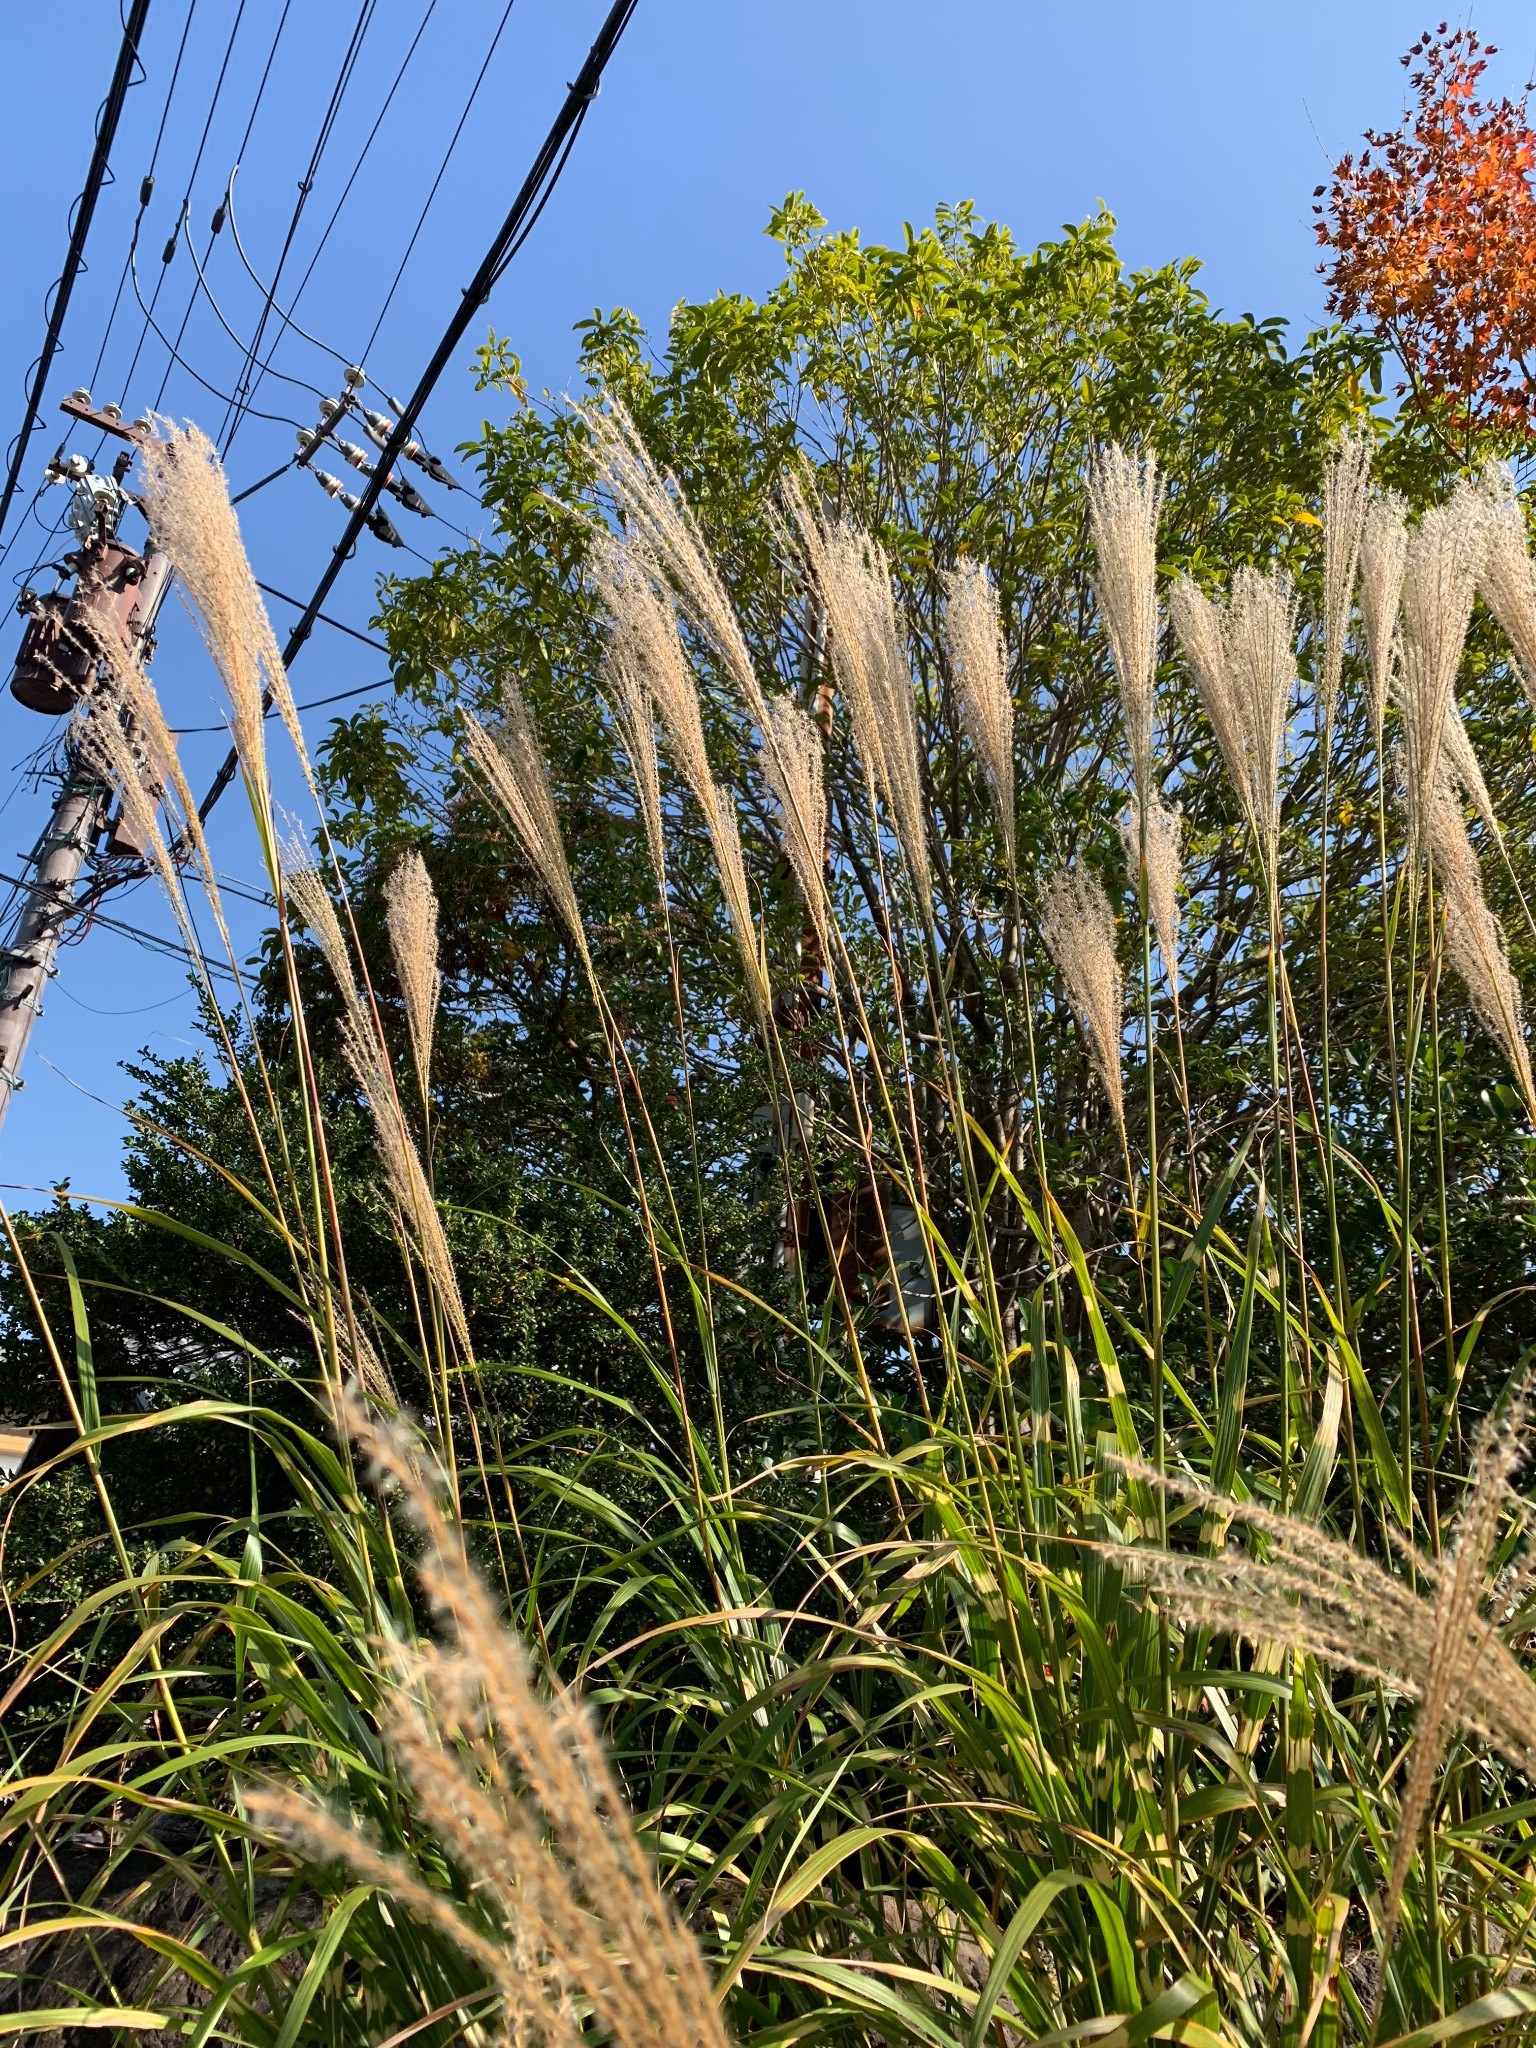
left=0, top=0, right=153, bottom=545
left=218, top=0, right=378, bottom=454
left=359, top=0, right=519, bottom=364
left=88, top=0, right=200, bottom=400
left=185, top=0, right=641, bottom=838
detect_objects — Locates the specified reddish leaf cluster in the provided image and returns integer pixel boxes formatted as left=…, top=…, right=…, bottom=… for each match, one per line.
left=1316, top=26, right=1536, bottom=443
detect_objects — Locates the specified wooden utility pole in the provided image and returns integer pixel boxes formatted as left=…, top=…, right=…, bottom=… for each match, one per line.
left=0, top=399, right=171, bottom=1136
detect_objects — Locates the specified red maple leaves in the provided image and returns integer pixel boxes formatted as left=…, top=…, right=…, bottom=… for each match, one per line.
left=1316, top=26, right=1536, bottom=448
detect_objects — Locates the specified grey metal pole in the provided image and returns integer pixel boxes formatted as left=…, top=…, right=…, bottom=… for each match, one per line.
left=0, top=765, right=109, bottom=1132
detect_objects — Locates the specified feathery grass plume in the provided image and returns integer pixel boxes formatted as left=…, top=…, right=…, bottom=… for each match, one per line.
left=1038, top=866, right=1125, bottom=1131
left=943, top=558, right=1015, bottom=868
left=762, top=693, right=828, bottom=944
left=286, top=853, right=473, bottom=1351
left=384, top=848, right=441, bottom=1090
left=1440, top=697, right=1499, bottom=835
left=137, top=420, right=309, bottom=794
left=1476, top=464, right=1536, bottom=715
left=1169, top=576, right=1245, bottom=810
left=462, top=680, right=593, bottom=982
left=784, top=475, right=932, bottom=919
left=1087, top=443, right=1162, bottom=808
left=1117, top=1398, right=1536, bottom=1879
left=1395, top=495, right=1485, bottom=861
left=588, top=537, right=767, bottom=1007
left=1358, top=490, right=1409, bottom=740
left=1320, top=430, right=1373, bottom=728
left=1425, top=774, right=1535, bottom=1113
left=577, top=396, right=768, bottom=729
left=1121, top=796, right=1183, bottom=993
left=252, top=1396, right=732, bottom=2048
left=603, top=642, right=667, bottom=893
left=1171, top=567, right=1296, bottom=847
left=1222, top=564, right=1297, bottom=846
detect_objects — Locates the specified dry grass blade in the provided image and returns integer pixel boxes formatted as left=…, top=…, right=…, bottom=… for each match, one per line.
left=943, top=559, right=1015, bottom=867
left=256, top=1396, right=732, bottom=2048
left=1039, top=866, right=1124, bottom=1131
left=384, top=849, right=441, bottom=1091
left=1121, top=797, right=1182, bottom=993
left=1396, top=496, right=1485, bottom=861
left=762, top=694, right=828, bottom=943
left=1426, top=775, right=1535, bottom=1115
left=1087, top=444, right=1162, bottom=807
left=784, top=475, right=931, bottom=919
left=1359, top=491, right=1409, bottom=742
left=1321, top=431, right=1373, bottom=728
left=463, top=682, right=592, bottom=982
left=1475, top=465, right=1536, bottom=716
left=138, top=419, right=309, bottom=796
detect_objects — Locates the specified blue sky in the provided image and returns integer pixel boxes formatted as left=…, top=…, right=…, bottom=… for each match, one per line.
left=0, top=0, right=1531, bottom=1206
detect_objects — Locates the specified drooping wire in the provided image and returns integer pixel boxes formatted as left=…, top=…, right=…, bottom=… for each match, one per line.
left=358, top=0, right=518, bottom=363
left=87, top=0, right=200, bottom=403
left=182, top=0, right=641, bottom=844
left=231, top=0, right=439, bottom=403
left=119, top=0, right=250, bottom=408
left=0, top=0, right=153, bottom=545
left=217, top=0, right=379, bottom=454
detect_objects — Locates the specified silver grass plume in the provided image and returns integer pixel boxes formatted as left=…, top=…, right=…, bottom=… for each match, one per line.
left=1222, top=565, right=1297, bottom=846
left=1358, top=491, right=1409, bottom=741
left=1120, top=796, right=1182, bottom=994
left=385, top=848, right=441, bottom=1089
left=1119, top=1389, right=1535, bottom=1980
left=1425, top=775, right=1535, bottom=1114
left=1320, top=431, right=1373, bottom=728
left=1440, top=698, right=1499, bottom=836
left=285, top=855, right=471, bottom=1352
left=462, top=681, right=592, bottom=983
left=784, top=474, right=932, bottom=919
left=252, top=1396, right=731, bottom=2048
left=1039, top=865, right=1125, bottom=1131
left=943, top=558, right=1015, bottom=869
left=138, top=419, right=309, bottom=797
left=1087, top=444, right=1162, bottom=810
left=603, top=642, right=667, bottom=894
left=577, top=397, right=768, bottom=729
left=1476, top=464, right=1536, bottom=715
left=588, top=538, right=767, bottom=1007
left=1395, top=495, right=1485, bottom=862
left=762, top=693, right=828, bottom=945
left=1170, top=567, right=1296, bottom=848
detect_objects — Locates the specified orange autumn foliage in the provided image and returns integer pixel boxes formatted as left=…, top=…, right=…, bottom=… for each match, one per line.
left=1316, top=26, right=1536, bottom=448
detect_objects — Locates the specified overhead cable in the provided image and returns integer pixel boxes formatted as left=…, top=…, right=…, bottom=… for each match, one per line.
left=0, top=0, right=153, bottom=545
left=186, top=0, right=641, bottom=838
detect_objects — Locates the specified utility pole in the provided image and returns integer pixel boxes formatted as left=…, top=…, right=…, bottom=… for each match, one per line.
left=0, top=398, right=171, bottom=1135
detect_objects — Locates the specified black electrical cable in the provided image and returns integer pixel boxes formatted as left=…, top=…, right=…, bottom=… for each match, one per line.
left=170, top=674, right=392, bottom=732
left=254, top=582, right=388, bottom=652
left=88, top=0, right=199, bottom=402
left=236, top=0, right=439, bottom=396
left=0, top=0, right=153, bottom=545
left=359, top=0, right=518, bottom=364
left=120, top=1, right=250, bottom=409
left=218, top=0, right=378, bottom=454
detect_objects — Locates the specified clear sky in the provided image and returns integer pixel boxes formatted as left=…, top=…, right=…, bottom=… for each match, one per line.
left=0, top=0, right=1531, bottom=1208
